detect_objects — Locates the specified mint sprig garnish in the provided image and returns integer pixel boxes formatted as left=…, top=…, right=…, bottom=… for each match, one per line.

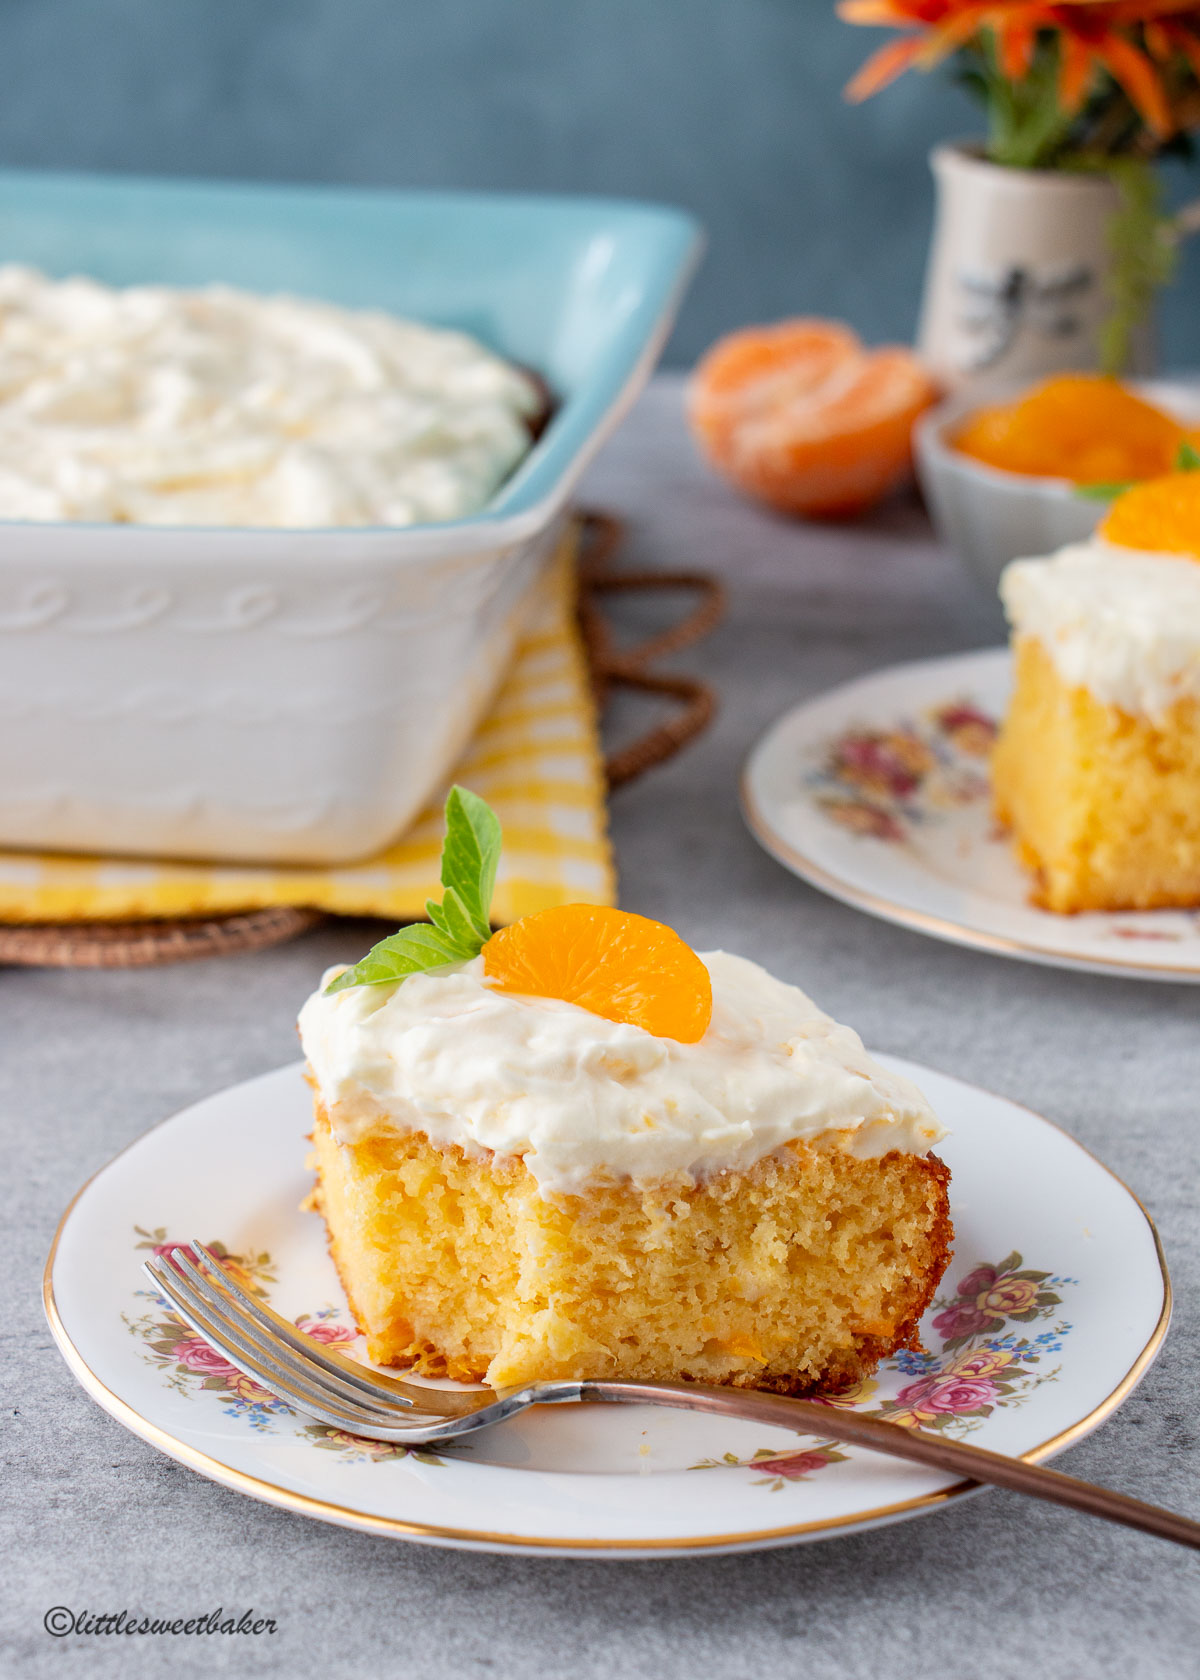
left=324, top=785, right=501, bottom=994
left=1076, top=438, right=1200, bottom=502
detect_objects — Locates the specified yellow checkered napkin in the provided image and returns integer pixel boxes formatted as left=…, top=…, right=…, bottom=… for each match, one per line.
left=0, top=531, right=615, bottom=925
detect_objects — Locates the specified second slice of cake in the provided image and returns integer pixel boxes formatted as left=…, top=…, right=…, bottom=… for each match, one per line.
left=993, top=470, right=1200, bottom=914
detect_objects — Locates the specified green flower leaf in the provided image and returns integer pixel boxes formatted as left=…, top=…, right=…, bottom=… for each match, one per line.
left=325, top=785, right=502, bottom=994
left=1176, top=440, right=1200, bottom=473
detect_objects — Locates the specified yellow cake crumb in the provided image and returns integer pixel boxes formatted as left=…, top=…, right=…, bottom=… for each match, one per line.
left=993, top=636, right=1200, bottom=913
left=307, top=1099, right=952, bottom=1395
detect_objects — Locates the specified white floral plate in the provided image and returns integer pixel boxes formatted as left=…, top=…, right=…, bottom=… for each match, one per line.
left=742, top=649, right=1200, bottom=983
left=45, top=1058, right=1168, bottom=1557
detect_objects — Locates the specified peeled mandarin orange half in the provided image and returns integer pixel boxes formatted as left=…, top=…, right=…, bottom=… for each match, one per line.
left=688, top=318, right=938, bottom=518
left=482, top=904, right=713, bottom=1044
left=689, top=319, right=860, bottom=460
left=952, top=375, right=1184, bottom=484
left=1100, top=471, right=1200, bottom=557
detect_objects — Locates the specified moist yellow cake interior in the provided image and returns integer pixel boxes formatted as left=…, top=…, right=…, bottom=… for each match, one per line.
left=993, top=635, right=1200, bottom=914
left=308, top=1099, right=952, bottom=1394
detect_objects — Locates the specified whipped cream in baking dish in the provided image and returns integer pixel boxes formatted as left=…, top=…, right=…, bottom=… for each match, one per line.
left=298, top=950, right=944, bottom=1196
left=1000, top=539, right=1200, bottom=719
left=0, top=264, right=542, bottom=527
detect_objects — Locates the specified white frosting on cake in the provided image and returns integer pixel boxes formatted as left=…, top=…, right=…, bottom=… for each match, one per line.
left=1000, top=538, right=1200, bottom=718
left=0, top=264, right=540, bottom=528
left=297, top=950, right=944, bottom=1196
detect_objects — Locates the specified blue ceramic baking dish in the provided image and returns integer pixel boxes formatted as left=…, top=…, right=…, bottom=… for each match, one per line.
left=0, top=171, right=702, bottom=865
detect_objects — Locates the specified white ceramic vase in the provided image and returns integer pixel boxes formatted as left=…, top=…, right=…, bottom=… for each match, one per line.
left=917, top=142, right=1154, bottom=393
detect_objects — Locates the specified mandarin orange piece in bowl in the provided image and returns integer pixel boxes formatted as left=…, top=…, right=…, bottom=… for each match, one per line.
left=952, top=375, right=1184, bottom=484
left=482, top=904, right=712, bottom=1044
left=1099, top=471, right=1200, bottom=557
left=688, top=318, right=937, bottom=519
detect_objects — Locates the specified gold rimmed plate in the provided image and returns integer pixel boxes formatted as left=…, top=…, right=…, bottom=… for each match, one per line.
left=45, top=1058, right=1168, bottom=1556
left=742, top=649, right=1200, bottom=983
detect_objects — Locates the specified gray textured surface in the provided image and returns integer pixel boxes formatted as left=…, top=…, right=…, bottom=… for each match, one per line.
left=4, top=376, right=1198, bottom=1676
left=0, top=0, right=1197, bottom=366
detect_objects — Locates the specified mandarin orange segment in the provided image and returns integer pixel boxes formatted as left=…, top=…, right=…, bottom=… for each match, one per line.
left=688, top=318, right=938, bottom=518
left=952, top=375, right=1184, bottom=484
left=482, top=904, right=713, bottom=1043
left=1099, top=471, right=1200, bottom=557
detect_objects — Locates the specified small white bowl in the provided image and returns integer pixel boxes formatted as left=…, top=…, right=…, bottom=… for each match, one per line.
left=915, top=378, right=1200, bottom=596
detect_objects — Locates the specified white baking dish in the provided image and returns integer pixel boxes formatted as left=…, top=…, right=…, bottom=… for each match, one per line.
left=0, top=172, right=700, bottom=864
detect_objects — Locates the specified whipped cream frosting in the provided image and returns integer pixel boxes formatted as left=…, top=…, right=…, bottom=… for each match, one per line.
left=297, top=951, right=944, bottom=1196
left=0, top=264, right=540, bottom=528
left=1000, top=538, right=1200, bottom=719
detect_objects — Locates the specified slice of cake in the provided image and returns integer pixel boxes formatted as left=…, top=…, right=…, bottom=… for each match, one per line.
left=992, top=470, right=1200, bottom=914
left=298, top=787, right=952, bottom=1396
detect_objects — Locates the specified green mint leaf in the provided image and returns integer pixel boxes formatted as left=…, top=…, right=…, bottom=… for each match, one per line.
left=324, top=785, right=503, bottom=994
left=1176, top=440, right=1200, bottom=472
left=1074, top=480, right=1134, bottom=501
left=324, top=924, right=470, bottom=993
left=440, top=784, right=501, bottom=942
left=425, top=887, right=482, bottom=952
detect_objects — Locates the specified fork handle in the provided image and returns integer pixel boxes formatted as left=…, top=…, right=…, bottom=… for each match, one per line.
left=576, top=1380, right=1200, bottom=1552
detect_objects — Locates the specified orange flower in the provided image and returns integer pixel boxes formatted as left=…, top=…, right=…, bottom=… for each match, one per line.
left=840, top=1, right=1200, bottom=140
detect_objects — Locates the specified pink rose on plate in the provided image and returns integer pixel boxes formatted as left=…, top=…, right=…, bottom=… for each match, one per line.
left=955, top=1264, right=999, bottom=1299
left=295, top=1316, right=357, bottom=1346
left=934, top=1259, right=1043, bottom=1341
left=753, top=1450, right=834, bottom=1481
left=172, top=1336, right=240, bottom=1380
left=150, top=1241, right=191, bottom=1277
left=893, top=1373, right=997, bottom=1417
left=921, top=1376, right=998, bottom=1415
left=931, top=1301, right=993, bottom=1341
left=149, top=1241, right=257, bottom=1296
left=894, top=1374, right=940, bottom=1411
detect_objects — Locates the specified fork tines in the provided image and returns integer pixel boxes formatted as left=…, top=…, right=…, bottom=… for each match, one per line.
left=141, top=1239, right=430, bottom=1440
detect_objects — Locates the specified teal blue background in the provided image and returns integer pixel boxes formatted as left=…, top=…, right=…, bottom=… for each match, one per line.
left=0, top=0, right=1196, bottom=365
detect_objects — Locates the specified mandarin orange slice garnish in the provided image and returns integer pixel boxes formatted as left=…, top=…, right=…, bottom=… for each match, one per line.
left=688, top=318, right=938, bottom=519
left=482, top=904, right=713, bottom=1043
left=1099, top=471, right=1200, bottom=558
left=952, top=375, right=1184, bottom=485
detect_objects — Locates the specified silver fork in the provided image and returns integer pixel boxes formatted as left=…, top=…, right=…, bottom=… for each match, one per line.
left=143, top=1241, right=1200, bottom=1552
